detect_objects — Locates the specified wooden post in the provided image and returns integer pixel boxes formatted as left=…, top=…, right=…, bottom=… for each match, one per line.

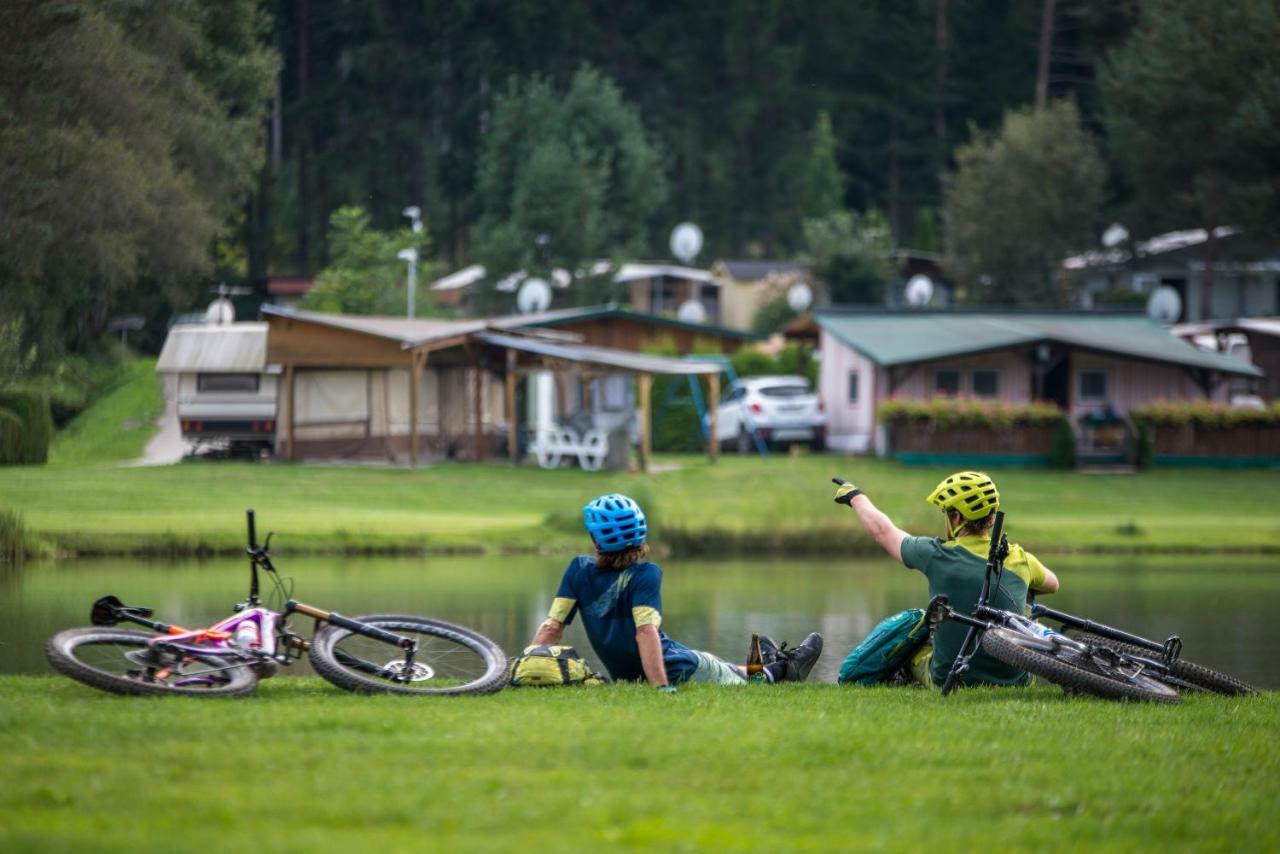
left=505, top=349, right=518, bottom=463
left=409, top=350, right=423, bottom=467
left=638, top=372, right=652, bottom=473
left=469, top=346, right=484, bottom=461
left=285, top=363, right=296, bottom=461
left=581, top=373, right=593, bottom=413
left=707, top=371, right=720, bottom=462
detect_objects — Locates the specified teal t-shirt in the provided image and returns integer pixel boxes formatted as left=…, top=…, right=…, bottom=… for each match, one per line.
left=548, top=557, right=700, bottom=684
left=900, top=535, right=1047, bottom=687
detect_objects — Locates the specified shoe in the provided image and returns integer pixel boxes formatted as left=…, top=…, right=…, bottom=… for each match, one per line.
left=777, top=632, right=824, bottom=682
left=757, top=635, right=780, bottom=667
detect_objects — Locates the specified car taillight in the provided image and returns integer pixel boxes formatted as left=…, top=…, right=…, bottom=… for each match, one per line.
left=749, top=402, right=763, bottom=414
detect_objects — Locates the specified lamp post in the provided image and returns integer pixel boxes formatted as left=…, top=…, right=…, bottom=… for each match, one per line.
left=400, top=206, right=424, bottom=319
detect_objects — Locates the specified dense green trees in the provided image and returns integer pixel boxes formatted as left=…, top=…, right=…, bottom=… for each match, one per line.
left=299, top=208, right=436, bottom=316
left=0, top=0, right=276, bottom=360
left=947, top=101, right=1106, bottom=304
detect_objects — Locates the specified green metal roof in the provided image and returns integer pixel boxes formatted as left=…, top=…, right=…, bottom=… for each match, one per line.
left=814, top=311, right=1262, bottom=377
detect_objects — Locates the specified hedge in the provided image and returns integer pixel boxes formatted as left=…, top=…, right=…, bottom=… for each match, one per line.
left=0, top=389, right=52, bottom=465
left=878, top=398, right=1066, bottom=429
left=1131, top=401, right=1280, bottom=429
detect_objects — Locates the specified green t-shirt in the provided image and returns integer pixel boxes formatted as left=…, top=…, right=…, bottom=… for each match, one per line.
left=900, top=534, right=1049, bottom=687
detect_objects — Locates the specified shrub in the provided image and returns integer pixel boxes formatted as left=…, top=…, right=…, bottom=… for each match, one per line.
left=878, top=398, right=1066, bottom=429
left=1048, top=420, right=1076, bottom=469
left=0, top=389, right=52, bottom=465
left=1131, top=401, right=1280, bottom=429
left=1133, top=422, right=1153, bottom=469
left=0, top=508, right=28, bottom=562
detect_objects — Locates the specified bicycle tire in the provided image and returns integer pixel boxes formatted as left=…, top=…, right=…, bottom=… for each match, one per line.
left=309, top=615, right=507, bottom=696
left=46, top=628, right=259, bottom=698
left=981, top=627, right=1179, bottom=704
left=1067, top=631, right=1256, bottom=696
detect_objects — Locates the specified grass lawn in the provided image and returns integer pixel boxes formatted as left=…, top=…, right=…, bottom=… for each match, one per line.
left=3, top=357, right=1280, bottom=556
left=0, top=677, right=1274, bottom=852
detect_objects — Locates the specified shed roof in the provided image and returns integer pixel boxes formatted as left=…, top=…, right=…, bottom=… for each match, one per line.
left=815, top=311, right=1262, bottom=377
left=717, top=260, right=807, bottom=281
left=1172, top=317, right=1280, bottom=339
left=156, top=323, right=268, bottom=373
left=475, top=332, right=722, bottom=375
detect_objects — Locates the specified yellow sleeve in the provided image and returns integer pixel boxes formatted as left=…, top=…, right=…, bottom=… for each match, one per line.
left=632, top=606, right=661, bottom=628
left=548, top=597, right=576, bottom=623
left=1023, top=551, right=1048, bottom=591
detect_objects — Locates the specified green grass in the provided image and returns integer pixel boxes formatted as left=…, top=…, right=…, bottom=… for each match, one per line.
left=4, top=355, right=1280, bottom=556
left=47, top=358, right=162, bottom=467
left=0, top=677, right=1274, bottom=851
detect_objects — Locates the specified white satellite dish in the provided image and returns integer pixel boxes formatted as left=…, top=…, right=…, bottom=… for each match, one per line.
left=516, top=277, right=552, bottom=314
left=905, top=274, right=934, bottom=306
left=669, top=222, right=704, bottom=264
left=1146, top=286, right=1183, bottom=324
left=787, top=282, right=813, bottom=313
left=205, top=297, right=235, bottom=325
left=1101, top=223, right=1129, bottom=248
left=675, top=299, right=708, bottom=324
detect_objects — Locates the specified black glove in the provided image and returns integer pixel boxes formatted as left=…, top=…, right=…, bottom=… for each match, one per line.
left=832, top=477, right=862, bottom=505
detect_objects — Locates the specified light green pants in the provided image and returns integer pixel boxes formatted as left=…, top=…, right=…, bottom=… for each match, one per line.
left=688, top=650, right=749, bottom=685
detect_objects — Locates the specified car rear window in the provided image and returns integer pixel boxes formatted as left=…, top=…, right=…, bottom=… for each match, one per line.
left=758, top=385, right=810, bottom=398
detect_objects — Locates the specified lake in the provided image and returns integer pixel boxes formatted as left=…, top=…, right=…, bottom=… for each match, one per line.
left=3, top=553, right=1278, bottom=688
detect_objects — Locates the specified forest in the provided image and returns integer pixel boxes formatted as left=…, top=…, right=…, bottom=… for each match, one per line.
left=1, top=0, right=1278, bottom=363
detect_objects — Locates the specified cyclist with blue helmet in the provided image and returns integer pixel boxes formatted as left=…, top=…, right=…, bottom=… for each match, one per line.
left=530, top=493, right=823, bottom=690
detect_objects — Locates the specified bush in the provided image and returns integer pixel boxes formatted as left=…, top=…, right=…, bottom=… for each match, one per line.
left=0, top=389, right=52, bottom=465
left=1048, top=420, right=1076, bottom=469
left=1131, top=401, right=1280, bottom=429
left=0, top=508, right=28, bottom=562
left=1133, top=422, right=1153, bottom=469
left=878, top=398, right=1066, bottom=429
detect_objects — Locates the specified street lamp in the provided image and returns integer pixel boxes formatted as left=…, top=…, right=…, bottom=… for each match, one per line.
left=400, top=206, right=423, bottom=319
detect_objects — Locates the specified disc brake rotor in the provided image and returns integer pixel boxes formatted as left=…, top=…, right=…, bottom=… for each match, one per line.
left=382, top=660, right=435, bottom=682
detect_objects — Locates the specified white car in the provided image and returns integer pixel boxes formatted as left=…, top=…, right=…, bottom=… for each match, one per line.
left=712, top=375, right=826, bottom=452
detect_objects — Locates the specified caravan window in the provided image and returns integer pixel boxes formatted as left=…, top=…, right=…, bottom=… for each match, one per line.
left=197, top=373, right=259, bottom=393
left=933, top=370, right=961, bottom=396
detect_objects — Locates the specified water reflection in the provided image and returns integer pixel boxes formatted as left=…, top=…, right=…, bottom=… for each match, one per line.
left=3, top=553, right=1277, bottom=687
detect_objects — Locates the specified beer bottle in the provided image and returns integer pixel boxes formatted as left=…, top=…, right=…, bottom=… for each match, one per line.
left=746, top=633, right=765, bottom=681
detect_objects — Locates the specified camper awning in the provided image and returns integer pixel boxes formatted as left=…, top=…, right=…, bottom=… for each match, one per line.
left=156, top=323, right=268, bottom=373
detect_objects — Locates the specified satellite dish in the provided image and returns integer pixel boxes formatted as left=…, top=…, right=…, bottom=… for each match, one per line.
left=669, top=222, right=704, bottom=264
left=676, top=299, right=708, bottom=324
left=516, top=277, right=552, bottom=314
left=787, top=282, right=813, bottom=313
left=205, top=297, right=235, bottom=325
left=1147, top=286, right=1183, bottom=324
left=1102, top=223, right=1129, bottom=248
left=905, top=274, right=934, bottom=306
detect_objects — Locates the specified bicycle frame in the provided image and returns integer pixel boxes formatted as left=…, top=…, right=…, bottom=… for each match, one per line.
left=85, top=510, right=425, bottom=682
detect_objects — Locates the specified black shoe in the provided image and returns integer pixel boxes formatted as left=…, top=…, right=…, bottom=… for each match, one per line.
left=757, top=635, right=780, bottom=667
left=777, top=632, right=824, bottom=682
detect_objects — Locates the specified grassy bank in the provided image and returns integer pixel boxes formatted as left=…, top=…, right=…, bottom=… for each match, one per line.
left=4, top=357, right=1280, bottom=557
left=4, top=454, right=1280, bottom=557
left=0, top=677, right=1274, bottom=851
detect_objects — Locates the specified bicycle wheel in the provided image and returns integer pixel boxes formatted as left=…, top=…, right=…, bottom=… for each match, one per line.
left=1067, top=631, right=1256, bottom=696
left=981, top=627, right=1179, bottom=704
left=46, top=628, right=259, bottom=698
left=309, top=615, right=507, bottom=696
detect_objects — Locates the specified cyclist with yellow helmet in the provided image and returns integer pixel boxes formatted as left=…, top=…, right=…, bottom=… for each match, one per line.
left=833, top=471, right=1059, bottom=687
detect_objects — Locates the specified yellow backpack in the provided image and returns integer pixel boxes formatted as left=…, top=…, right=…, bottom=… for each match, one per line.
left=507, top=644, right=607, bottom=687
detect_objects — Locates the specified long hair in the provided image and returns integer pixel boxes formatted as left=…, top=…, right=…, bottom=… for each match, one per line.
left=595, top=542, right=650, bottom=571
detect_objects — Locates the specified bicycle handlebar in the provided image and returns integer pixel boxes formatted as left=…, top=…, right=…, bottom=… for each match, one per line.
left=247, top=509, right=257, bottom=550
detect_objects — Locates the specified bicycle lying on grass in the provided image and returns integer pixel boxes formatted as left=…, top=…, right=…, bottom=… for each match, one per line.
left=925, top=511, right=1256, bottom=703
left=46, top=510, right=509, bottom=698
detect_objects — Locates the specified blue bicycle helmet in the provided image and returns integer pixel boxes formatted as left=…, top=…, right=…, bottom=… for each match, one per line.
left=582, top=493, right=648, bottom=553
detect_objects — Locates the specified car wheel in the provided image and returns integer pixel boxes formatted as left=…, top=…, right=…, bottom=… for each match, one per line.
left=736, top=428, right=753, bottom=454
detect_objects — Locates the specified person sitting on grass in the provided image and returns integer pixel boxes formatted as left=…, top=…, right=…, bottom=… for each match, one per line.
left=531, top=493, right=824, bottom=691
left=833, top=471, right=1060, bottom=688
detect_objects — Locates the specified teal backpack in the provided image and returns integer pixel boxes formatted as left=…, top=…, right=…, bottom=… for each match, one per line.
left=838, top=608, right=931, bottom=686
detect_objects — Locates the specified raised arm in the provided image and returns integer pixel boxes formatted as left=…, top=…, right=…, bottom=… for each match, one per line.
left=833, top=479, right=910, bottom=563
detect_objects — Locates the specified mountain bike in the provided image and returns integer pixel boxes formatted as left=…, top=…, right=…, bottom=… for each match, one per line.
left=925, top=511, right=1255, bottom=702
left=46, top=510, right=509, bottom=698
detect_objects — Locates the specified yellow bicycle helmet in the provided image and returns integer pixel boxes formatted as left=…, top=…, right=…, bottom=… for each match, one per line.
left=926, top=471, right=1000, bottom=539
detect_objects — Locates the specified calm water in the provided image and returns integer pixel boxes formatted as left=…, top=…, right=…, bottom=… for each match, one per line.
left=3, top=553, right=1278, bottom=687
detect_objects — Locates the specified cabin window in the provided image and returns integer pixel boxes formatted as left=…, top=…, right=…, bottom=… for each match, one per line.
left=602, top=375, right=629, bottom=411
left=848, top=371, right=859, bottom=403
left=1079, top=370, right=1108, bottom=400
left=197, top=373, right=259, bottom=393
left=933, top=370, right=961, bottom=396
left=972, top=370, right=999, bottom=398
